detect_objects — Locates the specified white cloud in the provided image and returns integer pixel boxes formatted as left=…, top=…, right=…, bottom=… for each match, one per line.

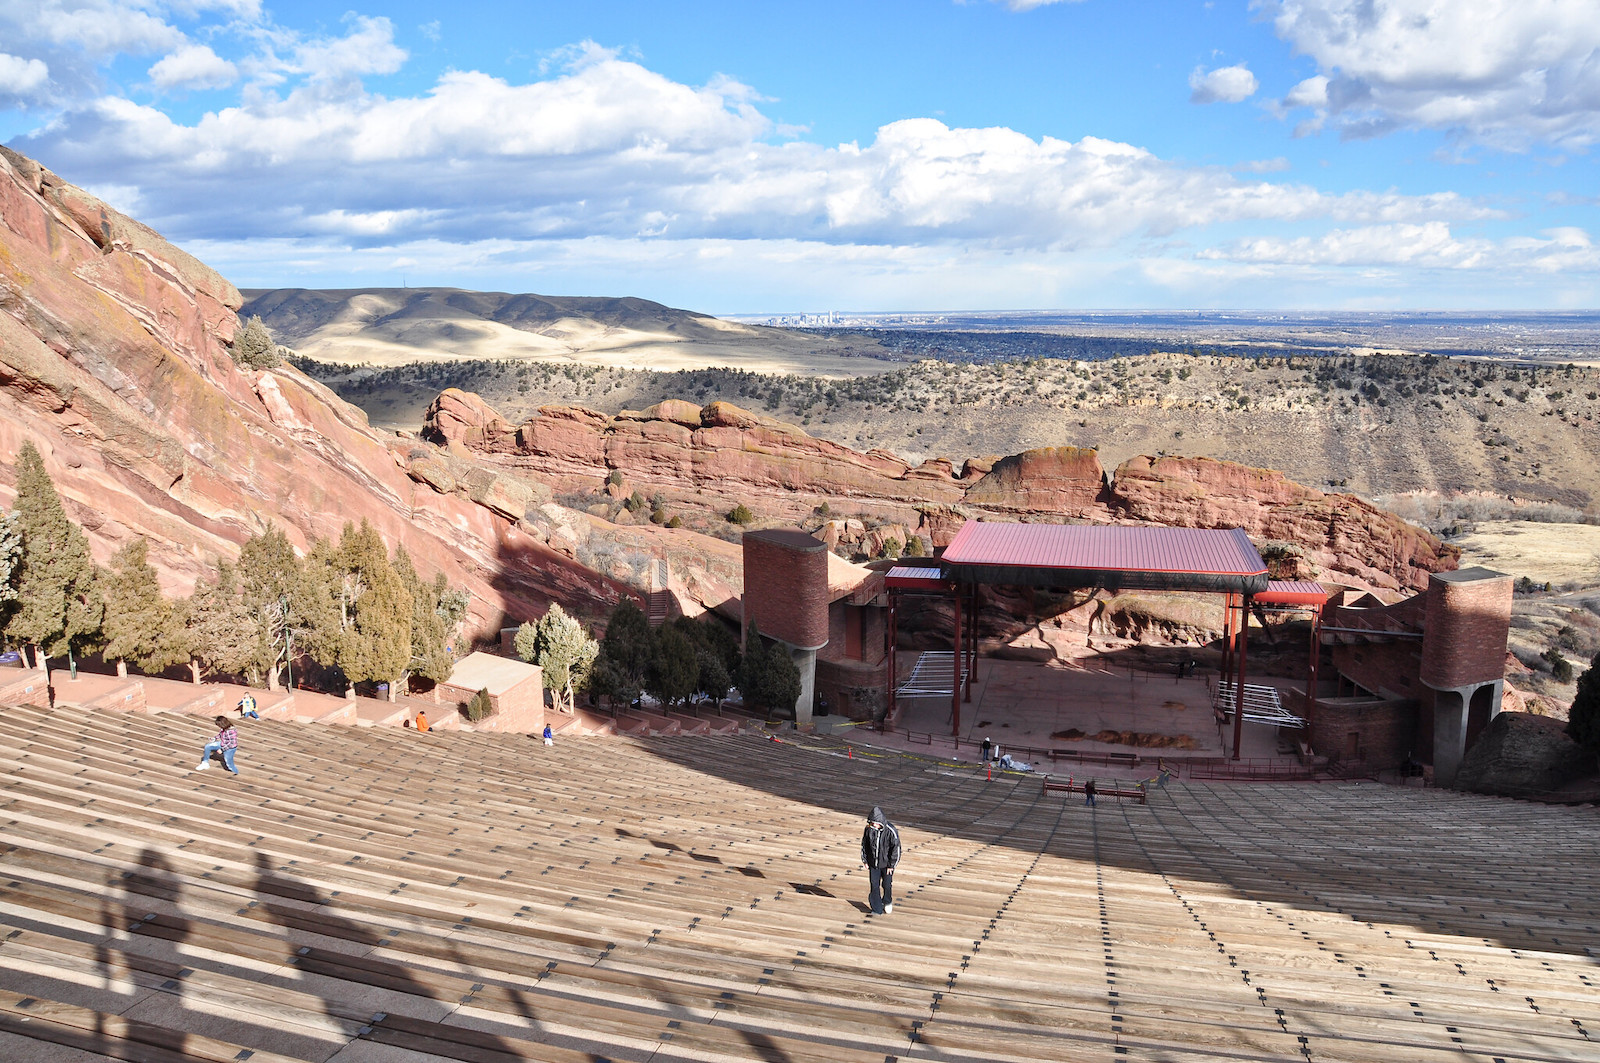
left=149, top=43, right=237, bottom=89
left=1201, top=222, right=1600, bottom=273
left=25, top=2, right=184, bottom=56
left=289, top=14, right=405, bottom=82
left=16, top=48, right=1496, bottom=259
left=0, top=52, right=50, bottom=96
left=1261, top=0, right=1600, bottom=150
left=1282, top=75, right=1327, bottom=109
left=1237, top=156, right=1291, bottom=173
left=1189, top=63, right=1259, bottom=104
left=996, top=0, right=1086, bottom=9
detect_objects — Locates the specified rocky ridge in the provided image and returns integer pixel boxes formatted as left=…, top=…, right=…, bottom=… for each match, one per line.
left=0, top=147, right=635, bottom=635
left=422, top=388, right=1458, bottom=593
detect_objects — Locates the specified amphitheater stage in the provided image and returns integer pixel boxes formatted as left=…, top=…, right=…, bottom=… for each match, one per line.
left=887, top=653, right=1295, bottom=766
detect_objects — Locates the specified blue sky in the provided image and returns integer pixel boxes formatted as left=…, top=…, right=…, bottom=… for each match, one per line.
left=3, top=1, right=1598, bottom=312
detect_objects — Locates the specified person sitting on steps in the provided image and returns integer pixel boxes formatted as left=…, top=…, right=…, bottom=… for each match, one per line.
left=196, top=715, right=240, bottom=775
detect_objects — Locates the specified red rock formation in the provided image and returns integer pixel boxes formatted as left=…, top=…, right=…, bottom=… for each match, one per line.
left=1109, top=456, right=1458, bottom=591
left=425, top=391, right=1457, bottom=591
left=964, top=446, right=1107, bottom=518
left=0, top=148, right=633, bottom=635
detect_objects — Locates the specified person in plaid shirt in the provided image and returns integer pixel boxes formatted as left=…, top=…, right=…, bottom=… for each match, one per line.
left=196, top=715, right=240, bottom=774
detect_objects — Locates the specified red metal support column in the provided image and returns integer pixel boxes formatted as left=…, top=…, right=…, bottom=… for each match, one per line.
left=951, top=584, right=963, bottom=737
left=1231, top=592, right=1250, bottom=761
left=885, top=589, right=897, bottom=732
left=963, top=584, right=976, bottom=702
left=1220, top=593, right=1235, bottom=685
left=1306, top=604, right=1320, bottom=749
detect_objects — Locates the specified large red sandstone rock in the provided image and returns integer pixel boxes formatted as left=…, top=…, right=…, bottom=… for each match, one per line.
left=964, top=446, right=1107, bottom=518
left=1109, top=456, right=1457, bottom=591
left=0, top=149, right=633, bottom=636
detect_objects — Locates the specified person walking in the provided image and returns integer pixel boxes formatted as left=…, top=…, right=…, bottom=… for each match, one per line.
left=542, top=723, right=554, bottom=746
left=197, top=715, right=240, bottom=774
left=980, top=736, right=992, bottom=763
left=1084, top=778, right=1097, bottom=807
left=859, top=806, right=901, bottom=915
left=237, top=692, right=259, bottom=719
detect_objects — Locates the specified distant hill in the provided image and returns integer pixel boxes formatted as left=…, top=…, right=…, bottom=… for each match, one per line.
left=241, top=287, right=893, bottom=375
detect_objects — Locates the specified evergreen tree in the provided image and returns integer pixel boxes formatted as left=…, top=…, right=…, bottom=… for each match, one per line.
left=185, top=561, right=259, bottom=683
left=667, top=615, right=738, bottom=704
left=1568, top=651, right=1600, bottom=757
left=590, top=599, right=653, bottom=706
left=737, top=625, right=801, bottom=715
left=333, top=521, right=411, bottom=698
left=232, top=315, right=281, bottom=369
left=3, top=442, right=102, bottom=671
left=102, top=537, right=184, bottom=677
left=647, top=622, right=699, bottom=707
left=393, top=546, right=456, bottom=698
left=240, top=526, right=314, bottom=690
left=298, top=535, right=348, bottom=686
left=0, top=510, right=21, bottom=626
left=515, top=603, right=598, bottom=714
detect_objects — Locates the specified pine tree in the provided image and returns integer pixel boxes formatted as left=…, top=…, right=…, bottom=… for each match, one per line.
left=3, top=442, right=102, bottom=671
left=516, top=603, right=598, bottom=714
left=102, top=537, right=184, bottom=677
left=240, top=526, right=315, bottom=690
left=185, top=561, right=259, bottom=683
left=333, top=521, right=411, bottom=698
left=393, top=546, right=455, bottom=699
left=647, top=622, right=699, bottom=707
left=0, top=510, right=21, bottom=628
left=737, top=625, right=801, bottom=715
left=232, top=315, right=281, bottom=369
left=1568, top=651, right=1600, bottom=757
left=590, top=599, right=653, bottom=706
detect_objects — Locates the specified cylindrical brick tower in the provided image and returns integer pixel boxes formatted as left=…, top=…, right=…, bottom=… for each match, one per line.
left=1419, top=567, right=1513, bottom=690
left=742, top=530, right=830, bottom=651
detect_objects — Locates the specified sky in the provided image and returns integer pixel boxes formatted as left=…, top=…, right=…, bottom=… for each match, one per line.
left=2, top=1, right=1599, bottom=313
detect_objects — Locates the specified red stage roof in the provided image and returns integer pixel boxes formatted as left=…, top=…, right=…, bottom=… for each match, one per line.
left=940, top=521, right=1269, bottom=595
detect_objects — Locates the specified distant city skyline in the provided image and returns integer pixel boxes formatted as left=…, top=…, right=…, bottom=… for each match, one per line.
left=2, top=1, right=1598, bottom=312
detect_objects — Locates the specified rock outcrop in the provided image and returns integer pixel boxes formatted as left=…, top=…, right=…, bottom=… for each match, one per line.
left=1108, top=456, right=1458, bottom=592
left=1455, top=712, right=1595, bottom=795
left=0, top=148, right=633, bottom=635
left=425, top=390, right=1458, bottom=592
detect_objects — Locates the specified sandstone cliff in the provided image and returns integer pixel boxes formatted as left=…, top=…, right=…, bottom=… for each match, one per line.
left=424, top=388, right=1458, bottom=592
left=0, top=148, right=634, bottom=634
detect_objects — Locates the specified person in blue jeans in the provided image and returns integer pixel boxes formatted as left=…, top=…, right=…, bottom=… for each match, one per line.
left=859, top=806, right=902, bottom=915
left=196, top=716, right=240, bottom=774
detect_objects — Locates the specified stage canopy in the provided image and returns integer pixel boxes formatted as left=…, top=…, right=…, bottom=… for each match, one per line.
left=940, top=520, right=1270, bottom=595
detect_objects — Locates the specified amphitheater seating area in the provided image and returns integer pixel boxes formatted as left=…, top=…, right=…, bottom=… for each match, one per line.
left=1, top=701, right=1598, bottom=1062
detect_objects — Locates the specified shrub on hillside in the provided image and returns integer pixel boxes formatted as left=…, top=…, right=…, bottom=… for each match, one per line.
left=232, top=315, right=282, bottom=370
left=727, top=504, right=754, bottom=525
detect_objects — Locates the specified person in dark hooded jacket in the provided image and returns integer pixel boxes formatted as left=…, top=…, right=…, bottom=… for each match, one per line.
left=859, top=806, right=901, bottom=914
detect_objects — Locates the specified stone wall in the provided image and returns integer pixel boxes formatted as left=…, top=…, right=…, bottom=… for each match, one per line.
left=1298, top=691, right=1420, bottom=769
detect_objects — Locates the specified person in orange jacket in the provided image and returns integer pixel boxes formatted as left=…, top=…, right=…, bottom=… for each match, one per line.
left=415, top=710, right=430, bottom=732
